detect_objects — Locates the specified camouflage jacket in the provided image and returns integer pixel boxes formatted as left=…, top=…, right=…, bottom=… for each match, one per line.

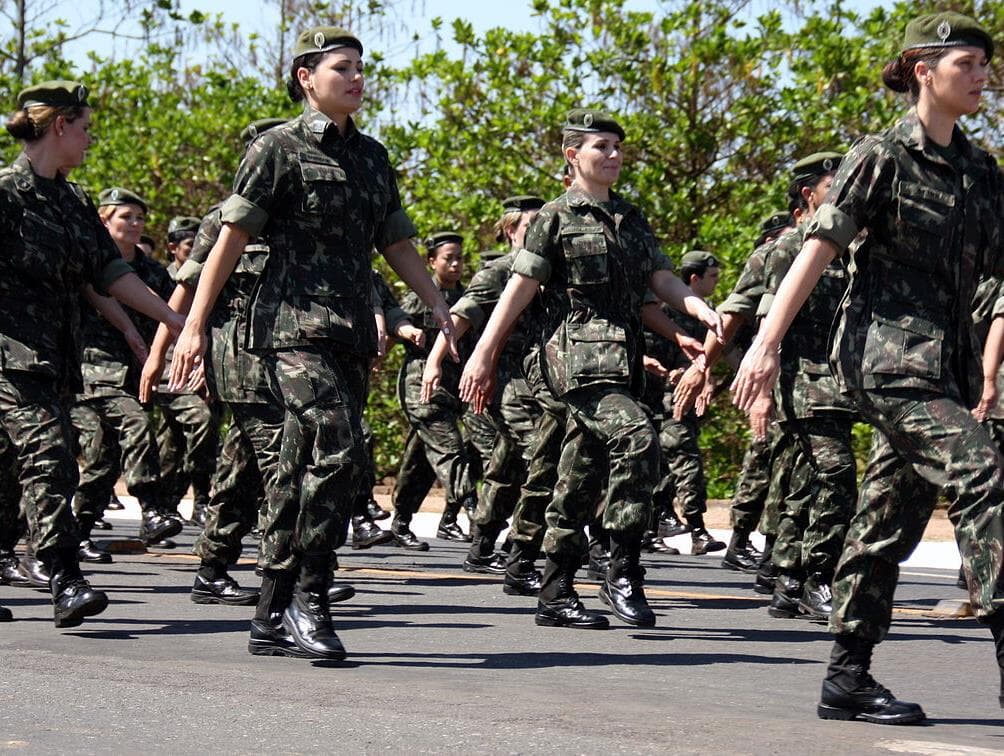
left=0, top=154, right=132, bottom=389
left=760, top=224, right=854, bottom=421
left=176, top=205, right=270, bottom=404
left=971, top=276, right=1004, bottom=420
left=718, top=240, right=773, bottom=324
left=371, top=269, right=410, bottom=336
left=79, top=247, right=173, bottom=393
left=512, top=186, right=673, bottom=397
left=810, top=110, right=1003, bottom=404
left=222, top=105, right=416, bottom=356
left=398, top=281, right=469, bottom=406
left=642, top=304, right=707, bottom=419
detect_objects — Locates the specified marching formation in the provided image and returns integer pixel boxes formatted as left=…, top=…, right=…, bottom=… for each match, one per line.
left=0, top=11, right=1001, bottom=727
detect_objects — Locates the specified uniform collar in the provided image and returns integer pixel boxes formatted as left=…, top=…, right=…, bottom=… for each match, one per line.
left=12, top=152, right=63, bottom=193
left=565, top=185, right=632, bottom=219
left=894, top=108, right=981, bottom=173
left=302, top=104, right=359, bottom=147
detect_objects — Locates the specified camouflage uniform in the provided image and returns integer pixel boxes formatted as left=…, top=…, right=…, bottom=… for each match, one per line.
left=178, top=207, right=282, bottom=569
left=973, top=278, right=1004, bottom=456
left=512, top=186, right=672, bottom=557
left=224, top=106, right=416, bottom=570
left=0, top=154, right=132, bottom=558
left=392, top=283, right=477, bottom=521
left=809, top=110, right=1004, bottom=638
left=72, top=246, right=175, bottom=525
left=759, top=224, right=857, bottom=591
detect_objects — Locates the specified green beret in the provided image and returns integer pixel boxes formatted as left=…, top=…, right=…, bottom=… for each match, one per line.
left=240, top=118, right=287, bottom=145
left=480, top=248, right=506, bottom=262
left=903, top=12, right=993, bottom=59
left=17, top=80, right=89, bottom=109
left=562, top=108, right=625, bottom=141
left=502, top=195, right=545, bottom=212
left=792, top=151, right=842, bottom=183
left=291, top=26, right=363, bottom=66
left=167, top=216, right=201, bottom=238
left=97, top=187, right=148, bottom=213
left=680, top=250, right=720, bottom=269
left=139, top=234, right=156, bottom=251
left=426, top=231, right=463, bottom=251
left=761, top=211, right=792, bottom=234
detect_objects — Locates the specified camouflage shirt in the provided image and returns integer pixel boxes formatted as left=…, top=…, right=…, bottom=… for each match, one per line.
left=512, top=186, right=673, bottom=397
left=0, top=154, right=132, bottom=389
left=176, top=205, right=270, bottom=404
left=221, top=105, right=417, bottom=356
left=399, top=281, right=469, bottom=402
left=760, top=224, right=854, bottom=420
left=809, top=110, right=1003, bottom=404
left=79, top=247, right=173, bottom=393
left=718, top=240, right=773, bottom=324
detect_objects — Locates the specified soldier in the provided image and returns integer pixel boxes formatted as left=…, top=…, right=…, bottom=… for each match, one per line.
left=733, top=12, right=1001, bottom=724
left=169, top=28, right=455, bottom=661
left=0, top=80, right=183, bottom=626
left=390, top=232, right=477, bottom=548
left=460, top=109, right=722, bottom=629
left=71, top=187, right=182, bottom=559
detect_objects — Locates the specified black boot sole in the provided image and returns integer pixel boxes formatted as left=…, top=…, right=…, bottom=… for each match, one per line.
left=721, top=553, right=760, bottom=573
left=54, top=593, right=109, bottom=628
left=816, top=703, right=927, bottom=725
left=463, top=559, right=506, bottom=575
left=191, top=590, right=260, bottom=606
left=767, top=603, right=800, bottom=619
left=247, top=639, right=311, bottom=658
left=797, top=601, right=831, bottom=622
left=598, top=584, right=657, bottom=627
left=351, top=531, right=394, bottom=550
left=391, top=536, right=430, bottom=551
left=534, top=612, right=609, bottom=629
left=503, top=582, right=540, bottom=596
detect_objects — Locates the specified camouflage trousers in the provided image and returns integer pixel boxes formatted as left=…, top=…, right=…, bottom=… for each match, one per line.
left=771, top=415, right=856, bottom=581
left=350, top=418, right=378, bottom=517
left=152, top=392, right=220, bottom=512
left=259, top=346, right=369, bottom=570
left=471, top=367, right=538, bottom=530
left=71, top=389, right=163, bottom=518
left=0, top=374, right=80, bottom=555
left=729, top=427, right=778, bottom=535
left=0, top=431, right=24, bottom=553
left=463, top=405, right=497, bottom=484
left=194, top=401, right=282, bottom=567
left=393, top=379, right=477, bottom=519
left=760, top=427, right=799, bottom=538
left=831, top=388, right=1004, bottom=641
left=543, top=385, right=658, bottom=556
left=652, top=412, right=706, bottom=520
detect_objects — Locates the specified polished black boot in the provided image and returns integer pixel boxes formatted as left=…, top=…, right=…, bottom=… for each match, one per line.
left=138, top=507, right=183, bottom=546
left=721, top=529, right=761, bottom=573
left=957, top=565, right=969, bottom=591
left=106, top=493, right=125, bottom=511
left=641, top=530, right=680, bottom=555
left=281, top=555, right=347, bottom=660
left=768, top=572, right=803, bottom=618
left=1, top=550, right=32, bottom=588
left=18, top=553, right=51, bottom=589
left=367, top=498, right=390, bottom=521
left=47, top=549, right=109, bottom=628
left=817, top=635, right=926, bottom=724
left=657, top=508, right=689, bottom=538
left=688, top=515, right=726, bottom=555
left=188, top=495, right=209, bottom=528
left=600, top=537, right=656, bottom=627
left=799, top=573, right=833, bottom=621
left=0, top=603, right=11, bottom=621
left=351, top=515, right=394, bottom=549
left=390, top=515, right=429, bottom=551
left=584, top=539, right=611, bottom=581
left=753, top=535, right=778, bottom=595
left=191, top=560, right=260, bottom=606
left=463, top=523, right=507, bottom=574
left=76, top=513, right=112, bottom=564
left=535, top=554, right=608, bottom=629
left=437, top=501, right=469, bottom=542
left=503, top=541, right=542, bottom=596
left=248, top=569, right=307, bottom=657
left=984, top=612, right=1004, bottom=708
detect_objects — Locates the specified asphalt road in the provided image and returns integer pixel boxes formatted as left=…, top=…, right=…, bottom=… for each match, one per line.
left=1, top=513, right=1000, bottom=755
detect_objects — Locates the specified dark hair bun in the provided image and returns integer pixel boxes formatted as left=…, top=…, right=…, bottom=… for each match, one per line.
left=882, top=58, right=911, bottom=93
left=5, top=109, right=36, bottom=140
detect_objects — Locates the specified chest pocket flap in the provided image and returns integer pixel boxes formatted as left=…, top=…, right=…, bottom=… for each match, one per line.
left=300, top=158, right=347, bottom=214
left=560, top=226, right=609, bottom=285
left=897, top=180, right=955, bottom=235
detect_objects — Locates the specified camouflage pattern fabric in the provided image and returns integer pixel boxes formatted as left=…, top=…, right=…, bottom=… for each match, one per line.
left=0, top=430, right=22, bottom=552
left=151, top=392, right=219, bottom=512
left=729, top=430, right=777, bottom=534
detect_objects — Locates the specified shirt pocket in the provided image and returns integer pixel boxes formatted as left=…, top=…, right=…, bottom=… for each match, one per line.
left=894, top=181, right=956, bottom=272
left=561, top=227, right=609, bottom=286
left=299, top=159, right=348, bottom=215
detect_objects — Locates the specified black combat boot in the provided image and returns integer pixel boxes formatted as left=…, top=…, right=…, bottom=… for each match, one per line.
left=641, top=530, right=680, bottom=555
left=46, top=548, right=109, bottom=628
left=390, top=515, right=430, bottom=551
left=188, top=496, right=209, bottom=528
left=191, top=560, right=260, bottom=606
left=983, top=612, right=1004, bottom=708
left=535, top=554, right=608, bottom=629
left=0, top=549, right=31, bottom=588
left=76, top=512, right=112, bottom=564
left=18, top=552, right=51, bottom=589
left=281, top=555, right=347, bottom=660
left=107, top=493, right=125, bottom=511
left=721, top=529, right=761, bottom=573
left=688, top=515, right=726, bottom=555
left=753, top=535, right=778, bottom=594
left=768, top=572, right=803, bottom=618
left=817, top=634, right=926, bottom=724
left=799, top=573, right=833, bottom=621
left=657, top=508, right=689, bottom=538
left=503, top=540, right=542, bottom=596
left=600, top=536, right=656, bottom=627
left=437, top=500, right=469, bottom=542
left=957, top=565, right=969, bottom=590
left=138, top=505, right=183, bottom=546
left=248, top=569, right=307, bottom=657
left=367, top=498, right=390, bottom=521
left=585, top=537, right=611, bottom=581
left=464, top=522, right=507, bottom=574
left=0, top=603, right=11, bottom=621
left=351, top=515, right=394, bottom=549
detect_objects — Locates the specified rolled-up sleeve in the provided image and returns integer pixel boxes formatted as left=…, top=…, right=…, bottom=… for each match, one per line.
left=96, top=258, right=134, bottom=293
left=512, top=248, right=550, bottom=283
left=175, top=259, right=204, bottom=287
left=220, top=194, right=268, bottom=238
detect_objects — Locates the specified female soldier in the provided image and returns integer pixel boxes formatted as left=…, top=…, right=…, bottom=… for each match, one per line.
left=732, top=12, right=1002, bottom=725
left=460, top=109, right=721, bottom=629
left=168, top=27, right=455, bottom=661
left=0, top=80, right=183, bottom=626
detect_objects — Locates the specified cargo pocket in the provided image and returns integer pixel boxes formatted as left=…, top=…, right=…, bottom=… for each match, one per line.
left=566, top=318, right=630, bottom=382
